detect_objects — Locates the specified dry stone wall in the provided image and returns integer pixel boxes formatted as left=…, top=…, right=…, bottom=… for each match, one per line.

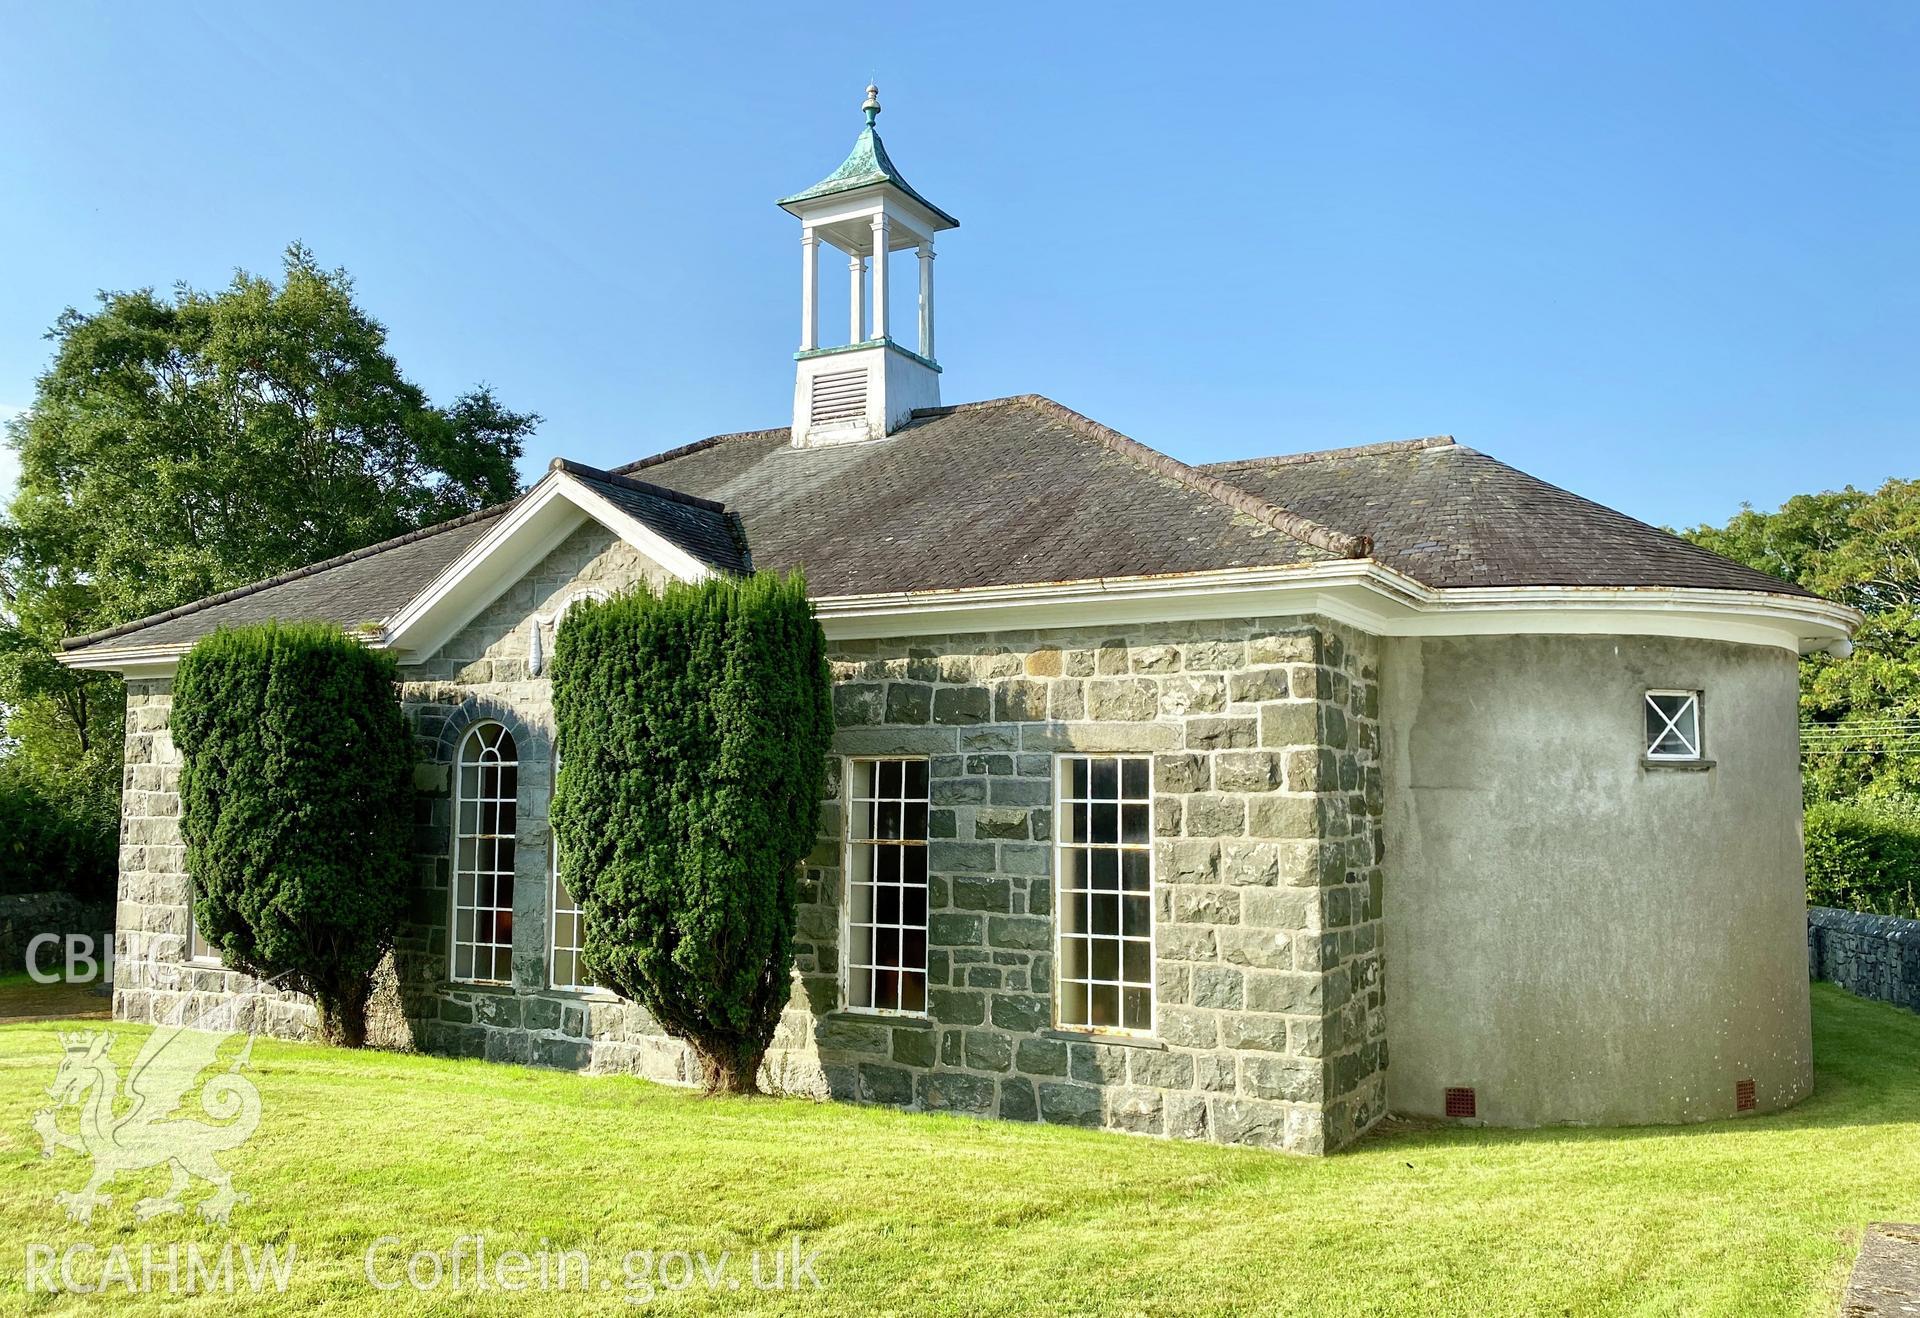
left=1810, top=906, right=1920, bottom=1013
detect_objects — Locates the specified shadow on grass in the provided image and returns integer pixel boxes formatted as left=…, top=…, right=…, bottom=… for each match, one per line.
left=2, top=980, right=1914, bottom=1166
left=0, top=975, right=111, bottom=1025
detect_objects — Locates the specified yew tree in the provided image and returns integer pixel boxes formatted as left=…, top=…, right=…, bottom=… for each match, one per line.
left=172, top=622, right=415, bottom=1046
left=549, top=572, right=833, bottom=1094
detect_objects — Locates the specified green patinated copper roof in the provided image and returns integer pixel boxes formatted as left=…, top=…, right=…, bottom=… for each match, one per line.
left=778, top=125, right=959, bottom=229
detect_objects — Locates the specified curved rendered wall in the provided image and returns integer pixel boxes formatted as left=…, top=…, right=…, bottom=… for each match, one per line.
left=1380, top=633, right=1812, bottom=1126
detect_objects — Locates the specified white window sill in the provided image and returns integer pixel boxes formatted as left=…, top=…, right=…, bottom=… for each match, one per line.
left=549, top=985, right=621, bottom=1001
left=828, top=1009, right=933, bottom=1030
left=1041, top=1027, right=1165, bottom=1051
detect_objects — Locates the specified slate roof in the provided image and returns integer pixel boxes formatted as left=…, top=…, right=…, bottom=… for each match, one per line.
left=1202, top=436, right=1817, bottom=598
left=60, top=509, right=508, bottom=652
left=61, top=393, right=1813, bottom=658
left=60, top=461, right=748, bottom=656
left=613, top=396, right=1359, bottom=597
left=551, top=461, right=751, bottom=575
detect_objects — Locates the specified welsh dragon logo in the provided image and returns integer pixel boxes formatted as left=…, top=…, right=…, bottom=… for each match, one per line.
left=33, top=1022, right=261, bottom=1225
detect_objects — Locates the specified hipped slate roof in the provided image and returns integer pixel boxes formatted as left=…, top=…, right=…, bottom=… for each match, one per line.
left=59, top=461, right=746, bottom=655
left=1201, top=436, right=1814, bottom=596
left=61, top=393, right=1811, bottom=657
left=613, top=397, right=1362, bottom=597
left=61, top=509, right=509, bottom=652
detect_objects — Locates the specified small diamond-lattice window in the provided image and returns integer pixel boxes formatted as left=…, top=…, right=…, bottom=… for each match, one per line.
left=1645, top=691, right=1702, bottom=761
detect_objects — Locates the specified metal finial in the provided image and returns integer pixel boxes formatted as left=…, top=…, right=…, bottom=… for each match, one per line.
left=863, top=83, right=881, bottom=128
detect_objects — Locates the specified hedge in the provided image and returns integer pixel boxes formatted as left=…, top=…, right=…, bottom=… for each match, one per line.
left=171, top=622, right=415, bottom=1045
left=1805, top=799, right=1920, bottom=920
left=549, top=571, right=833, bottom=1094
left=0, top=763, right=117, bottom=902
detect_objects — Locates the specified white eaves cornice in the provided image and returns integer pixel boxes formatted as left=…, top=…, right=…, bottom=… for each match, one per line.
left=59, top=555, right=1860, bottom=678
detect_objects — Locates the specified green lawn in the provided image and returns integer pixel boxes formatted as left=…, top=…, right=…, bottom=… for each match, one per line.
left=1, top=982, right=1915, bottom=1314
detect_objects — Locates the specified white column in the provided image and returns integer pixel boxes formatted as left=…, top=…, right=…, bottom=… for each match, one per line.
left=869, top=214, right=890, bottom=341
left=799, top=228, right=819, bottom=351
left=917, top=242, right=935, bottom=360
left=848, top=253, right=866, bottom=343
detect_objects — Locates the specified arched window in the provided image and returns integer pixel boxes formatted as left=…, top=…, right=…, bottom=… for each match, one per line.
left=452, top=723, right=518, bottom=984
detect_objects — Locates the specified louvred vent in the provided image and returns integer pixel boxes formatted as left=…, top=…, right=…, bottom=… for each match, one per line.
left=1444, top=1086, right=1477, bottom=1119
left=1735, top=1079, right=1756, bottom=1111
left=810, top=368, right=866, bottom=425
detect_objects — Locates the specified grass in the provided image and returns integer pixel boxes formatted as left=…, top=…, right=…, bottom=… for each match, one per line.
left=0, top=982, right=1915, bottom=1314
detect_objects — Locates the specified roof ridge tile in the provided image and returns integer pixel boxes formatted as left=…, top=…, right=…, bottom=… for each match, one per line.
left=549, top=457, right=729, bottom=513
left=613, top=427, right=791, bottom=476
left=1205, top=434, right=1458, bottom=471
left=1010, top=395, right=1373, bottom=559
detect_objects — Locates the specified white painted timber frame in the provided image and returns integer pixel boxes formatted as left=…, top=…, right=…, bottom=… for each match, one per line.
left=1053, top=753, right=1157, bottom=1039
left=57, top=551, right=1861, bottom=679
left=376, top=470, right=712, bottom=665
left=1645, top=690, right=1704, bottom=761
left=840, top=756, right=932, bottom=1018
left=806, top=560, right=1862, bottom=656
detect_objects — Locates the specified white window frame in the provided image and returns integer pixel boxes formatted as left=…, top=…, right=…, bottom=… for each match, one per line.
left=450, top=722, right=519, bottom=985
left=186, top=881, right=220, bottom=966
left=1645, top=690, right=1704, bottom=761
left=1053, top=753, right=1156, bottom=1038
left=546, top=747, right=609, bottom=994
left=549, top=826, right=591, bottom=992
left=840, top=756, right=931, bottom=1017
left=549, top=749, right=583, bottom=999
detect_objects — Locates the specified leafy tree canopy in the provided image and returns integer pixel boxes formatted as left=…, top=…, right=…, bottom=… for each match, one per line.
left=4, top=242, right=535, bottom=625
left=1683, top=478, right=1920, bottom=800
left=0, top=243, right=536, bottom=828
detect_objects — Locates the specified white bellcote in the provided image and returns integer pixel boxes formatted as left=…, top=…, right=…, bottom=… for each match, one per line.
left=779, top=85, right=958, bottom=448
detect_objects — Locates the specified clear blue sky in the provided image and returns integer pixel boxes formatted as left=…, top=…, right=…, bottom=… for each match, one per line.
left=3, top=2, right=1915, bottom=529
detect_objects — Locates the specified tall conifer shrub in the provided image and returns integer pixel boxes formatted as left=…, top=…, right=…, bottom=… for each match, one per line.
left=172, top=622, right=414, bottom=1045
left=550, top=571, right=833, bottom=1094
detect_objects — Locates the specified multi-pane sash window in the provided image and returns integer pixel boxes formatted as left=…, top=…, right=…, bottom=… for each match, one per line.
left=550, top=845, right=588, bottom=991
left=187, top=883, right=216, bottom=964
left=844, top=759, right=930, bottom=1013
left=1056, top=755, right=1154, bottom=1035
left=548, top=748, right=590, bottom=991
left=1645, top=691, right=1702, bottom=761
left=452, top=723, right=518, bottom=983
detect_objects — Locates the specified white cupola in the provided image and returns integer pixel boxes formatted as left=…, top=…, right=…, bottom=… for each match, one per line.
left=779, top=84, right=958, bottom=447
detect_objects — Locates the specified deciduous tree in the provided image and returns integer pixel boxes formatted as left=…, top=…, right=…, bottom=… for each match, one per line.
left=1684, top=479, right=1920, bottom=800
left=0, top=244, right=536, bottom=851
